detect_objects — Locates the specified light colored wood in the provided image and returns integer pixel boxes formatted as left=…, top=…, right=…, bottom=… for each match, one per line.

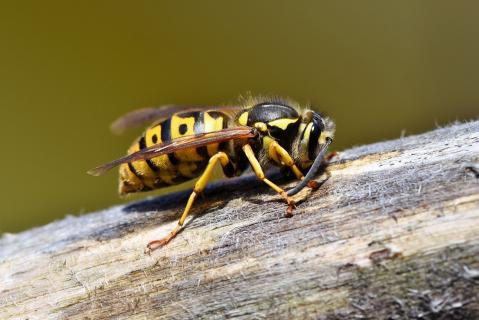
left=1, top=121, right=479, bottom=319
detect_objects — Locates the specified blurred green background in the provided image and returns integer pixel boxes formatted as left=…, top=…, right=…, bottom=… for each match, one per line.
left=1, top=1, right=478, bottom=233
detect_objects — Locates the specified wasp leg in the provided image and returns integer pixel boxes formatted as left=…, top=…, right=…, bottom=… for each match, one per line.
left=269, top=141, right=303, bottom=179
left=242, top=144, right=296, bottom=217
left=269, top=141, right=320, bottom=190
left=146, top=152, right=231, bottom=252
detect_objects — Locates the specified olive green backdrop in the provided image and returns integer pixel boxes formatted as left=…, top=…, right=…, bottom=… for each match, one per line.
left=1, top=1, right=478, bottom=233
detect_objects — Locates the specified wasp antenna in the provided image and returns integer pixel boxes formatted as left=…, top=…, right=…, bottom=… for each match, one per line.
left=287, top=137, right=332, bottom=196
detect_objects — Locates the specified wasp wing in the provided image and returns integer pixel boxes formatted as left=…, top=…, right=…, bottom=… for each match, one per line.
left=88, top=126, right=256, bottom=176
left=110, top=105, right=242, bottom=135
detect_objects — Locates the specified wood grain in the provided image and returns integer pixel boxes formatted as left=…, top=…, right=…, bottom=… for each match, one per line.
left=1, top=121, right=479, bottom=319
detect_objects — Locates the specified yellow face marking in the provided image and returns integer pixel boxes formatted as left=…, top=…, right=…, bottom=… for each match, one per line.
left=171, top=115, right=203, bottom=162
left=267, top=118, right=298, bottom=130
left=204, top=112, right=224, bottom=156
left=302, top=123, right=313, bottom=145
left=299, top=122, right=313, bottom=165
left=238, top=112, right=249, bottom=126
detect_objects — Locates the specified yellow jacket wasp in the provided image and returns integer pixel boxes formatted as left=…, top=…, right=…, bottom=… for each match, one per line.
left=88, top=97, right=335, bottom=251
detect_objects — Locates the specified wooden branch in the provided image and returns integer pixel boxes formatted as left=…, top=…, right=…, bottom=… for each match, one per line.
left=1, top=121, right=479, bottom=319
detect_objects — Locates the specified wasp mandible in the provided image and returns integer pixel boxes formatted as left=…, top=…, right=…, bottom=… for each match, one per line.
left=88, top=96, right=335, bottom=252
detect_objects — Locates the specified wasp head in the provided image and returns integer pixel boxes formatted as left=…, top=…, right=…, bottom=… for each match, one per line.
left=295, top=110, right=335, bottom=170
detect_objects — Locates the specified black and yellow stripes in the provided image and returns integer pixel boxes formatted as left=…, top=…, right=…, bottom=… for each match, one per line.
left=158, top=115, right=179, bottom=166
left=119, top=110, right=230, bottom=194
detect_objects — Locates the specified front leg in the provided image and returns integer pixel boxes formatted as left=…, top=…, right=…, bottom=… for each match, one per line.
left=242, top=144, right=296, bottom=217
left=269, top=141, right=320, bottom=190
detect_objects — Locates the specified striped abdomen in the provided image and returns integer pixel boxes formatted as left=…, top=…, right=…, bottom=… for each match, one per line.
left=119, top=111, right=230, bottom=194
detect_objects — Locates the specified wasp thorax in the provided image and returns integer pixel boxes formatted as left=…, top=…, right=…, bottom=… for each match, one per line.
left=295, top=111, right=335, bottom=169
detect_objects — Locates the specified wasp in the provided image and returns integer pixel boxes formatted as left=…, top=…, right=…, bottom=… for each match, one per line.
left=88, top=97, right=335, bottom=251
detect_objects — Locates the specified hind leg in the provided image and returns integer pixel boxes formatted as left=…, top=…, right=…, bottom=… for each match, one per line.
left=147, top=152, right=231, bottom=252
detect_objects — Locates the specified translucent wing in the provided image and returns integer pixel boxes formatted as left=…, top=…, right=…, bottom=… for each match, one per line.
left=110, top=105, right=242, bottom=135
left=88, top=126, right=256, bottom=176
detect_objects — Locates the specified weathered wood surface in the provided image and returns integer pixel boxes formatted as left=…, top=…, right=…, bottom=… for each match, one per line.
left=1, top=121, right=479, bottom=319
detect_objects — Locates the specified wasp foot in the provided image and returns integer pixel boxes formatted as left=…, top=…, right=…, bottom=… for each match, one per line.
left=145, top=224, right=182, bottom=254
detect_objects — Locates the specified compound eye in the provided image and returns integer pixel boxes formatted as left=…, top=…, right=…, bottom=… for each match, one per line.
left=311, top=122, right=318, bottom=134
left=307, top=120, right=321, bottom=160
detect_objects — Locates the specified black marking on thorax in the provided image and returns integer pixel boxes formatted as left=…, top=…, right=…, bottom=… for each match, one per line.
left=246, top=103, right=299, bottom=125
left=249, top=103, right=300, bottom=149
